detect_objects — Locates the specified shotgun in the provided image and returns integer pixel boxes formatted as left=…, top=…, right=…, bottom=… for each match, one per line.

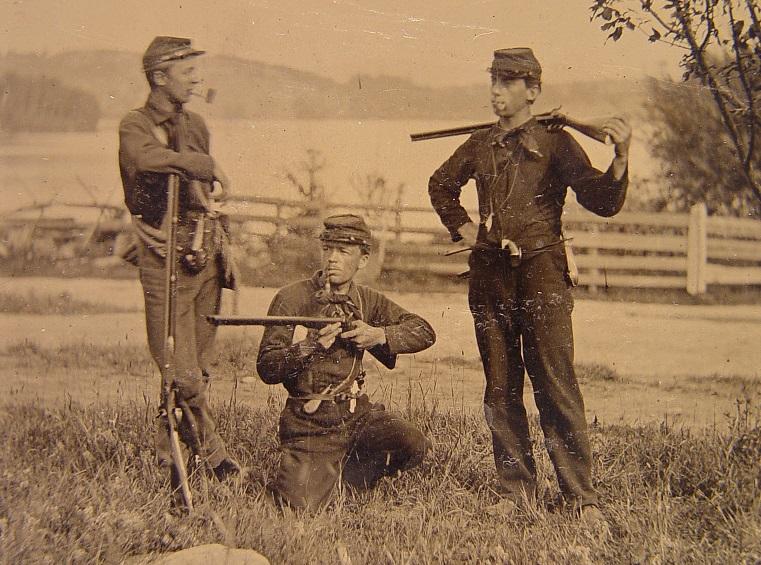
left=207, top=315, right=349, bottom=329
left=410, top=108, right=613, bottom=144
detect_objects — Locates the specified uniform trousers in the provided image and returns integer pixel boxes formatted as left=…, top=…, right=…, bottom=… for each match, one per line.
left=468, top=245, right=597, bottom=508
left=138, top=241, right=230, bottom=469
left=273, top=396, right=427, bottom=511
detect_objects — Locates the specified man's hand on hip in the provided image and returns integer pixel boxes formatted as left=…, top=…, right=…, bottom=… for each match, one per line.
left=457, top=221, right=479, bottom=248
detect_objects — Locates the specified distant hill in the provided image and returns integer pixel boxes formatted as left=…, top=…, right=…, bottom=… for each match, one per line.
left=0, top=72, right=100, bottom=132
left=0, top=50, right=648, bottom=122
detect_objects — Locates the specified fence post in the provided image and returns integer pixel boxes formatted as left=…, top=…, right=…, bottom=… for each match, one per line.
left=394, top=200, right=402, bottom=243
left=587, top=224, right=599, bottom=294
left=686, top=202, right=707, bottom=295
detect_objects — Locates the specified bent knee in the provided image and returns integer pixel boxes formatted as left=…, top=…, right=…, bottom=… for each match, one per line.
left=173, top=369, right=207, bottom=404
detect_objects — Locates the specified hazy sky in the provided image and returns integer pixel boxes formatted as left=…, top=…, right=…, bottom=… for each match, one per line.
left=2, top=0, right=681, bottom=86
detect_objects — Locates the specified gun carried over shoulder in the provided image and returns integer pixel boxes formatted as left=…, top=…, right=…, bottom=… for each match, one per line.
left=410, top=108, right=612, bottom=145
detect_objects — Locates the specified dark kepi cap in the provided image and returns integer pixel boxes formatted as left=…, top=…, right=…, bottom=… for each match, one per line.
left=488, top=48, right=542, bottom=81
left=142, top=36, right=205, bottom=72
left=319, top=214, right=372, bottom=247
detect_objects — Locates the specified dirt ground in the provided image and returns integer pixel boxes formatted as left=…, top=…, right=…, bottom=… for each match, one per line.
left=2, top=276, right=760, bottom=428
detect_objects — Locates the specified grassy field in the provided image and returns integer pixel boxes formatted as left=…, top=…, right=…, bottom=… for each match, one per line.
left=1, top=336, right=760, bottom=564
left=1, top=281, right=760, bottom=563
left=1, top=389, right=759, bottom=564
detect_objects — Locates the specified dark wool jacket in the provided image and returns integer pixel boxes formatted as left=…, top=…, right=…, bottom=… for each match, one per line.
left=429, top=118, right=628, bottom=250
left=256, top=272, right=436, bottom=398
left=119, top=91, right=215, bottom=229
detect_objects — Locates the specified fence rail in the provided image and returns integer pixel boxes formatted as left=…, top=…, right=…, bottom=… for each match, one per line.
left=2, top=196, right=760, bottom=295
left=223, top=197, right=761, bottom=295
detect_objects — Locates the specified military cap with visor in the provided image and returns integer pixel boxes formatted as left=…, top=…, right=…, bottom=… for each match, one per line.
left=319, top=214, right=372, bottom=248
left=142, top=36, right=206, bottom=72
left=488, top=48, right=542, bottom=82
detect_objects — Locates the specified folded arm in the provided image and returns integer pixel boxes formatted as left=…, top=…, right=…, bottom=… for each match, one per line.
left=119, top=112, right=215, bottom=182
left=428, top=137, right=478, bottom=241
left=255, top=293, right=324, bottom=385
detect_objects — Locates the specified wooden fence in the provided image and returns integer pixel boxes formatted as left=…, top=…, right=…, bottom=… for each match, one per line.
left=222, top=196, right=761, bottom=295
left=3, top=196, right=761, bottom=295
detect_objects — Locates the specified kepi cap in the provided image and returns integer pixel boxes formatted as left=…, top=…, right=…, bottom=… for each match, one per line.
left=319, top=214, right=372, bottom=248
left=488, top=48, right=541, bottom=81
left=143, top=36, right=205, bottom=72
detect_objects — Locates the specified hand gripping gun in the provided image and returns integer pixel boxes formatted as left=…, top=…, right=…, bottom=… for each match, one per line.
left=207, top=315, right=358, bottom=414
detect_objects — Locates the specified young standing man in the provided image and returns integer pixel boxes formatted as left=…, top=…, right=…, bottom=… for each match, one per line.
left=428, top=48, right=631, bottom=524
left=119, top=36, right=241, bottom=497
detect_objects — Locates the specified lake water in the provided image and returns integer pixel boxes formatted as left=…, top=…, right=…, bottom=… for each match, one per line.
left=0, top=117, right=653, bottom=221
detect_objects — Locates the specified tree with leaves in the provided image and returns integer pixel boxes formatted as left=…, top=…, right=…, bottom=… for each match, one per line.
left=590, top=0, right=761, bottom=213
left=642, top=76, right=761, bottom=216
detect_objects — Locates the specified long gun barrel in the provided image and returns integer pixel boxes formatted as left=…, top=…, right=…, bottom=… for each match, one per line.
left=410, top=109, right=612, bottom=145
left=163, top=173, right=194, bottom=513
left=208, top=315, right=346, bottom=328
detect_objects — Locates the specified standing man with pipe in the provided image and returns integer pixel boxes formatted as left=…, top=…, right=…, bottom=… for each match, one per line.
left=119, top=36, right=241, bottom=508
left=427, top=48, right=631, bottom=525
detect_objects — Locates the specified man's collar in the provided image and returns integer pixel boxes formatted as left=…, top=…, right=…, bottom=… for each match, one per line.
left=490, top=116, right=538, bottom=139
left=143, top=91, right=182, bottom=125
left=490, top=117, right=542, bottom=157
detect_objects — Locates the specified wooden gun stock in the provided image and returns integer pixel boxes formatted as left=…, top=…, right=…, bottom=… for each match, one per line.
left=410, top=109, right=612, bottom=145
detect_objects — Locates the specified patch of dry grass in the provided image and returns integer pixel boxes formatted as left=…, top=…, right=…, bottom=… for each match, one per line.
left=0, top=337, right=759, bottom=563
left=1, top=392, right=759, bottom=564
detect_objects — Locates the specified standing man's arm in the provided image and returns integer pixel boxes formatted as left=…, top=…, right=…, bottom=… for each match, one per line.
left=118, top=112, right=216, bottom=181
left=554, top=117, right=632, bottom=217
left=428, top=137, right=479, bottom=247
left=604, top=116, right=632, bottom=182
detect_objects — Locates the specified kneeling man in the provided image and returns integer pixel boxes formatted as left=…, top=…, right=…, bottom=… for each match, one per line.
left=256, top=214, right=436, bottom=510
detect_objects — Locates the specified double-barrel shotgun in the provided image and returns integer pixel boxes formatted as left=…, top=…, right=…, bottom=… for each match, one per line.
left=410, top=108, right=613, bottom=144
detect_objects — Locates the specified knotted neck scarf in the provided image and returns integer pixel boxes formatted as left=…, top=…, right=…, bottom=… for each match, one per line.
left=313, top=272, right=362, bottom=323
left=490, top=122, right=543, bottom=160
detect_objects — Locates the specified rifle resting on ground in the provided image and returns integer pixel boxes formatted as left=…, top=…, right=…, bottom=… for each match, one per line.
left=162, top=173, right=194, bottom=513
left=410, top=108, right=613, bottom=144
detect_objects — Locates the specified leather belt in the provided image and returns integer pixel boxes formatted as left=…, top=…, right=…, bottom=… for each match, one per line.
left=448, top=238, right=571, bottom=278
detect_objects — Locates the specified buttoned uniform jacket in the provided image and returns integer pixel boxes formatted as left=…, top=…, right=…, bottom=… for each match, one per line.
left=428, top=118, right=628, bottom=251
